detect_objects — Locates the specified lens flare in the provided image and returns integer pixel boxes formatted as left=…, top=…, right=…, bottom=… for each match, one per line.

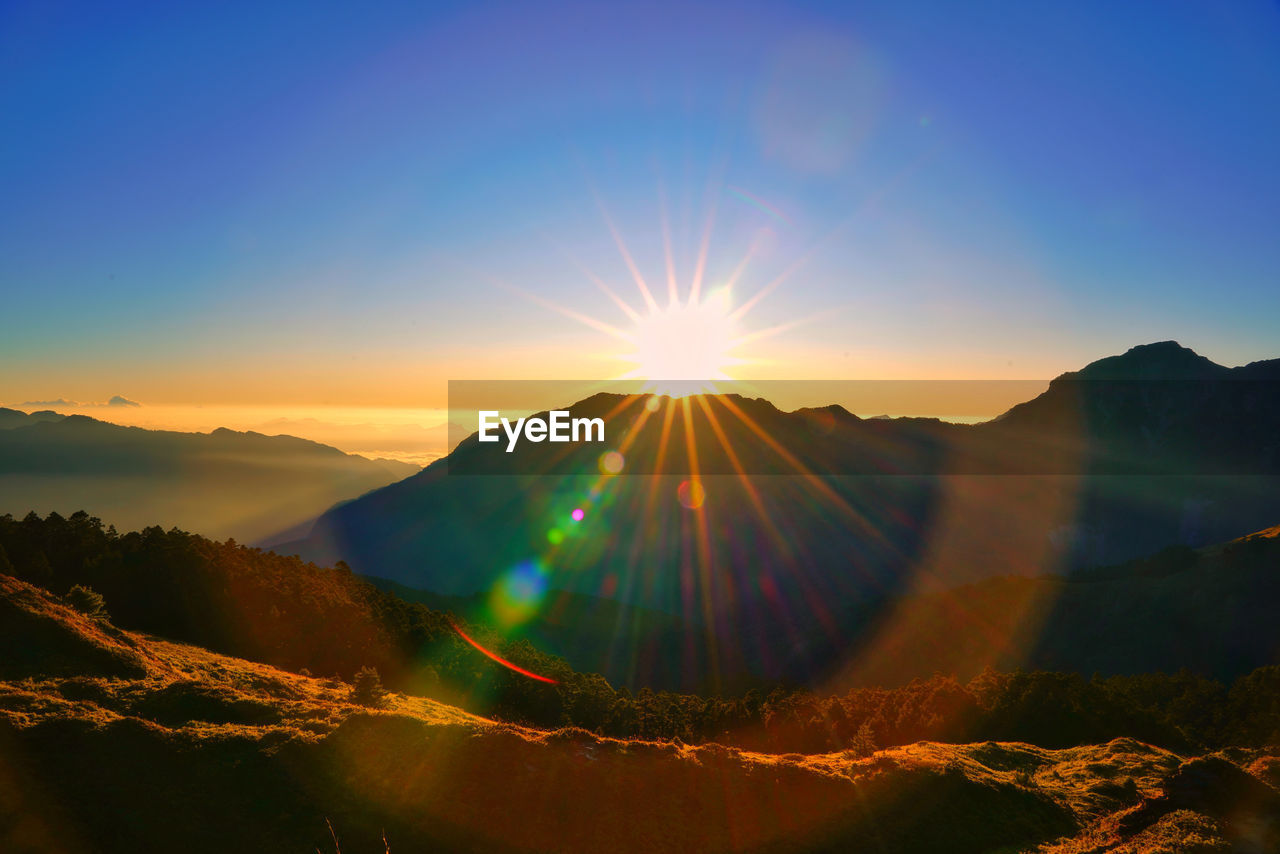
left=677, top=479, right=706, bottom=509
left=599, top=450, right=624, bottom=474
left=489, top=559, right=548, bottom=627
left=500, top=176, right=841, bottom=695
left=448, top=618, right=558, bottom=684
left=726, top=185, right=791, bottom=226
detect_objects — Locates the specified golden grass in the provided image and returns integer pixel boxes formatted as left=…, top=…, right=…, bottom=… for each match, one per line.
left=3, top=572, right=1278, bottom=854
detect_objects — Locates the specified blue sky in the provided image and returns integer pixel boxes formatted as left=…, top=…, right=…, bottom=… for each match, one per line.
left=2, top=0, right=1278, bottom=406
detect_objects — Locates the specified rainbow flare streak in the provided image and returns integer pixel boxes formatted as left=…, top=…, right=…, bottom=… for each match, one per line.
left=726, top=185, right=791, bottom=226
left=448, top=618, right=559, bottom=684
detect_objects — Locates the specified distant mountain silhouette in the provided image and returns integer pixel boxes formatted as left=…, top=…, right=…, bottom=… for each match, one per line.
left=0, top=408, right=64, bottom=430
left=284, top=343, right=1280, bottom=689
left=0, top=409, right=418, bottom=542
left=990, top=341, right=1280, bottom=470
left=441, top=341, right=1280, bottom=477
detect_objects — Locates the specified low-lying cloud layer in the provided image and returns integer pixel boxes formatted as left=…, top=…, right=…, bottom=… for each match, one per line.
left=19, top=395, right=141, bottom=409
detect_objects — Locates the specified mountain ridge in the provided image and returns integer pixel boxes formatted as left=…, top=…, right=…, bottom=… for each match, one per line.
left=0, top=409, right=419, bottom=542
left=282, top=342, right=1280, bottom=689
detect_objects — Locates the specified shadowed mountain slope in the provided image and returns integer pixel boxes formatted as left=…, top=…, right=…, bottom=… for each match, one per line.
left=361, top=524, right=1280, bottom=692
left=807, top=524, right=1280, bottom=690
left=283, top=343, right=1280, bottom=687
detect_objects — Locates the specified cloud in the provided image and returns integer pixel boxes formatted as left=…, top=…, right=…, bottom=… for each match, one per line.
left=17, top=396, right=142, bottom=410
left=20, top=398, right=79, bottom=408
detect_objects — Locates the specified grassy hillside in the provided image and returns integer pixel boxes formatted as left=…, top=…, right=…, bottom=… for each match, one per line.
left=3, top=573, right=1279, bottom=853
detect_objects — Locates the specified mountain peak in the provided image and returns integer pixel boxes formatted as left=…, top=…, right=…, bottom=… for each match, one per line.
left=1069, top=341, right=1227, bottom=381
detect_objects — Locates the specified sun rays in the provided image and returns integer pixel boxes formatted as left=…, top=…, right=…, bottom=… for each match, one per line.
left=533, top=173, right=823, bottom=395
left=462, top=175, right=986, bottom=693
left=462, top=177, right=884, bottom=689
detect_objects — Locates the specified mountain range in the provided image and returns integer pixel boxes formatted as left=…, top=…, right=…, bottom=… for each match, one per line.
left=284, top=342, right=1280, bottom=689
left=0, top=409, right=417, bottom=542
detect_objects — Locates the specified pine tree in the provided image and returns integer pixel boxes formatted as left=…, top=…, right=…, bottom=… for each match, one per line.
left=66, top=585, right=109, bottom=621
left=351, top=665, right=388, bottom=708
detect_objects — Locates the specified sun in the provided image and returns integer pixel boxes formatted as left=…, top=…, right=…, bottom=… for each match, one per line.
left=624, top=289, right=741, bottom=395
left=511, top=182, right=811, bottom=397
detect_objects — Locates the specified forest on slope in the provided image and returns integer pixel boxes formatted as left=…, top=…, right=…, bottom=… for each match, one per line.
left=2, top=511, right=1278, bottom=756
